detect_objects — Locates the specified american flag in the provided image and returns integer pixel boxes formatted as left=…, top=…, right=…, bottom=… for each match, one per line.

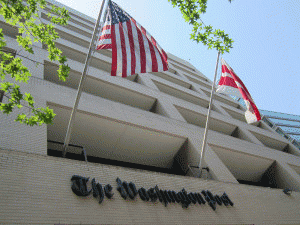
left=216, top=59, right=261, bottom=124
left=96, top=0, right=168, bottom=77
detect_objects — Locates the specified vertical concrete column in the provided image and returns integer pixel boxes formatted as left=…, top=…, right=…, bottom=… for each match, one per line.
left=211, top=103, right=232, bottom=117
left=275, top=161, right=300, bottom=192
left=259, top=120, right=278, bottom=133
left=238, top=127, right=265, bottom=146
left=186, top=135, right=238, bottom=183
left=174, top=70, right=189, bottom=81
left=204, top=145, right=239, bottom=183
left=156, top=96, right=186, bottom=122
left=191, top=83, right=208, bottom=96
left=174, top=138, right=200, bottom=177
left=288, top=144, right=300, bottom=157
left=137, top=73, right=160, bottom=91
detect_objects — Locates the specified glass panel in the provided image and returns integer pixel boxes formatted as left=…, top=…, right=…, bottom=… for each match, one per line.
left=262, top=116, right=274, bottom=128
left=292, top=140, right=300, bottom=149
left=260, top=110, right=300, bottom=122
left=275, top=127, right=289, bottom=139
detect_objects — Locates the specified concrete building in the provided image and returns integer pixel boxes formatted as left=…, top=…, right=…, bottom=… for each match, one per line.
left=1, top=0, right=300, bottom=224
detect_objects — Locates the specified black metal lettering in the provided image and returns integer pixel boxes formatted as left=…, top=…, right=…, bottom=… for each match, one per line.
left=221, top=195, right=229, bottom=206
left=104, top=184, right=114, bottom=199
left=116, top=178, right=127, bottom=199
left=129, top=182, right=138, bottom=197
left=201, top=190, right=211, bottom=202
left=221, top=193, right=234, bottom=206
left=167, top=190, right=176, bottom=203
left=202, top=190, right=216, bottom=210
left=195, top=193, right=206, bottom=204
left=171, top=191, right=180, bottom=203
left=175, top=191, right=183, bottom=203
left=143, top=188, right=149, bottom=201
left=159, top=189, right=169, bottom=207
left=155, top=185, right=163, bottom=203
left=97, top=183, right=104, bottom=203
left=71, top=175, right=92, bottom=197
left=147, top=188, right=158, bottom=202
left=163, top=190, right=172, bottom=203
left=123, top=181, right=135, bottom=199
left=209, top=200, right=216, bottom=211
left=214, top=195, right=222, bottom=205
left=138, top=188, right=146, bottom=201
left=180, top=189, right=191, bottom=208
left=188, top=193, right=197, bottom=204
left=206, top=190, right=215, bottom=202
left=181, top=189, right=191, bottom=204
left=91, top=178, right=104, bottom=203
left=91, top=178, right=99, bottom=198
left=138, top=187, right=149, bottom=201
left=72, top=175, right=232, bottom=210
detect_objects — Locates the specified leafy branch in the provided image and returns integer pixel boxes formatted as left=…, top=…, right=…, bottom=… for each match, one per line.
left=0, top=0, right=70, bottom=126
left=168, top=0, right=234, bottom=53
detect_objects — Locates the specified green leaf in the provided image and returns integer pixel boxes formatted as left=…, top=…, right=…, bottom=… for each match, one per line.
left=0, top=0, right=70, bottom=126
left=168, top=0, right=233, bottom=54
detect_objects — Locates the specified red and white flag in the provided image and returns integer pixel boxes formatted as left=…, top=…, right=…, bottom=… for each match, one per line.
left=96, top=0, right=168, bottom=77
left=216, top=59, right=261, bottom=124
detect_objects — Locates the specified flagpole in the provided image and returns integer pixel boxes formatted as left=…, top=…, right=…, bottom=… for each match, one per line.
left=62, top=0, right=107, bottom=157
left=198, top=51, right=221, bottom=176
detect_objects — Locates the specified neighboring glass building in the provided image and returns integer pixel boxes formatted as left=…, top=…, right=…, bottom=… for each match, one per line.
left=260, top=110, right=300, bottom=149
left=231, top=96, right=300, bottom=150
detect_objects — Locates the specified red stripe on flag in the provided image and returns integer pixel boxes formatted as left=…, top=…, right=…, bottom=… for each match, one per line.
left=220, top=61, right=261, bottom=122
left=127, top=20, right=136, bottom=75
left=222, top=65, right=252, bottom=97
left=224, top=66, right=251, bottom=103
left=99, top=34, right=111, bottom=40
left=111, top=25, right=117, bottom=76
left=219, top=76, right=237, bottom=88
left=221, top=64, right=231, bottom=74
left=118, top=22, right=127, bottom=77
left=161, top=49, right=168, bottom=71
left=132, top=18, right=146, bottom=73
left=250, top=101, right=261, bottom=121
left=101, top=25, right=111, bottom=31
left=141, top=26, right=158, bottom=72
left=151, top=36, right=168, bottom=71
left=96, top=44, right=112, bottom=50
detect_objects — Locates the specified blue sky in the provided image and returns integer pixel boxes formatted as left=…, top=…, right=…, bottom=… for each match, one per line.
left=54, top=0, right=300, bottom=116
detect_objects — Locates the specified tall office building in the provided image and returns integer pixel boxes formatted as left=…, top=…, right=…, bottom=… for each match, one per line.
left=1, top=0, right=300, bottom=224
left=261, top=110, right=300, bottom=146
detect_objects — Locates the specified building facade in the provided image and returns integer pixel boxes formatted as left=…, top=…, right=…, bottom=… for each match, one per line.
left=231, top=96, right=300, bottom=150
left=1, top=0, right=300, bottom=224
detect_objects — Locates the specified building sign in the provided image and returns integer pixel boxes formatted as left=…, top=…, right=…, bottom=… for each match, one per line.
left=71, top=175, right=234, bottom=210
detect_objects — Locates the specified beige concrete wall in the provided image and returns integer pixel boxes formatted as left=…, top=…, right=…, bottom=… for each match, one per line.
left=1, top=149, right=300, bottom=225
left=0, top=96, right=47, bottom=155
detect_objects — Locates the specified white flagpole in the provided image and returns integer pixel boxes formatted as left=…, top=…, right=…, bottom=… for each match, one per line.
left=62, top=0, right=108, bottom=157
left=198, top=51, right=221, bottom=175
